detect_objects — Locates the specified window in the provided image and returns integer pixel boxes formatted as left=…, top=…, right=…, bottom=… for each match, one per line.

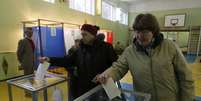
left=121, top=11, right=128, bottom=25
left=43, top=0, right=55, bottom=3
left=101, top=1, right=128, bottom=24
left=116, top=8, right=128, bottom=25
left=69, top=0, right=95, bottom=15
left=102, top=1, right=116, bottom=21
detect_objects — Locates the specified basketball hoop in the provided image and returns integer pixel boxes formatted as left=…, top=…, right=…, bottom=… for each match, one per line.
left=170, top=19, right=178, bottom=27
left=164, top=14, right=186, bottom=27
left=171, top=23, right=176, bottom=27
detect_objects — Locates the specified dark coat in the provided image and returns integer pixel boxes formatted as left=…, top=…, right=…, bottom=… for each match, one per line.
left=49, top=40, right=118, bottom=98
left=17, top=38, right=35, bottom=75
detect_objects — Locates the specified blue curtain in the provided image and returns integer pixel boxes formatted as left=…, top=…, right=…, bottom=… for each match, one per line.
left=31, top=26, right=65, bottom=68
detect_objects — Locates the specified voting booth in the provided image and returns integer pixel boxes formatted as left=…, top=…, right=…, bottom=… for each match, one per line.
left=22, top=19, right=80, bottom=68
left=98, top=30, right=114, bottom=44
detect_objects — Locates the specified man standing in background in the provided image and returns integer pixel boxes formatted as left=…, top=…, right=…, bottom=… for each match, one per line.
left=114, top=41, right=124, bottom=55
left=17, top=28, right=35, bottom=75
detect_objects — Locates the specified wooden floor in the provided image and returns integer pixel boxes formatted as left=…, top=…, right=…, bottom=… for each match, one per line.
left=190, top=63, right=201, bottom=96
left=0, top=63, right=201, bottom=101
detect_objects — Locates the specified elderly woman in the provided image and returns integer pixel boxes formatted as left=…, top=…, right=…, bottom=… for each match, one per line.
left=96, top=13, right=194, bottom=101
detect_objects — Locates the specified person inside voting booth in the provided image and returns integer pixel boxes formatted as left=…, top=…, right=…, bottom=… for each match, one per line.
left=40, top=24, right=118, bottom=100
left=96, top=13, right=195, bottom=101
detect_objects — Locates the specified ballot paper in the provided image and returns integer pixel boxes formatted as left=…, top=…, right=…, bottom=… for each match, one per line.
left=35, top=62, right=50, bottom=81
left=102, top=77, right=121, bottom=100
left=52, top=86, right=63, bottom=101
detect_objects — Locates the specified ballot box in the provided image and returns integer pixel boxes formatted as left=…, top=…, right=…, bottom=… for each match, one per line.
left=74, top=85, right=151, bottom=101
left=7, top=72, right=67, bottom=101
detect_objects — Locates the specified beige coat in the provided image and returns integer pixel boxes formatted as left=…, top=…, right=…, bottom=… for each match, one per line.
left=104, top=39, right=194, bottom=101
left=17, top=38, right=35, bottom=75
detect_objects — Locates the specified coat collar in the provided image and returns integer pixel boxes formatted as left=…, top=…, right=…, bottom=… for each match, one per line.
left=133, top=33, right=164, bottom=55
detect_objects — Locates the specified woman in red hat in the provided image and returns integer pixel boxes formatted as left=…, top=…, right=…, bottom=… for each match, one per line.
left=40, top=24, right=117, bottom=100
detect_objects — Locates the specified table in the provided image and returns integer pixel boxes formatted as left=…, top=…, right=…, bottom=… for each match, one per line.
left=7, top=73, right=67, bottom=101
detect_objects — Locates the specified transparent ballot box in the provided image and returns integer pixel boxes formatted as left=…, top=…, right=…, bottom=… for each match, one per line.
left=7, top=73, right=67, bottom=101
left=74, top=85, right=151, bottom=101
left=7, top=73, right=66, bottom=91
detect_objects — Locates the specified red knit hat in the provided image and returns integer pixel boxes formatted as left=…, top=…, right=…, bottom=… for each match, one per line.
left=81, top=24, right=100, bottom=36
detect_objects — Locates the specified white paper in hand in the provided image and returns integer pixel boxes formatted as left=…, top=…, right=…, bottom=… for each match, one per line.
left=35, top=62, right=50, bottom=81
left=101, top=77, right=121, bottom=100
left=52, top=86, right=63, bottom=101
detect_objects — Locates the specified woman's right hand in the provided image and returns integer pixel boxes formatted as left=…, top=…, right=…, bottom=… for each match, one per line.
left=39, top=57, right=49, bottom=63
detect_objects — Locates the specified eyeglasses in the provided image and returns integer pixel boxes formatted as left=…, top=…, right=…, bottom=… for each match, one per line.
left=134, top=30, right=151, bottom=35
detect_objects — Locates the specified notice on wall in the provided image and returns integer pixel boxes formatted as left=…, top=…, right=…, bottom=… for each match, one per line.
left=51, top=27, right=57, bottom=37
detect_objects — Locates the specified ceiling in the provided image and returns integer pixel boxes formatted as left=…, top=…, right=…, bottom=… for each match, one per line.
left=112, top=0, right=201, bottom=12
left=118, top=0, right=200, bottom=3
